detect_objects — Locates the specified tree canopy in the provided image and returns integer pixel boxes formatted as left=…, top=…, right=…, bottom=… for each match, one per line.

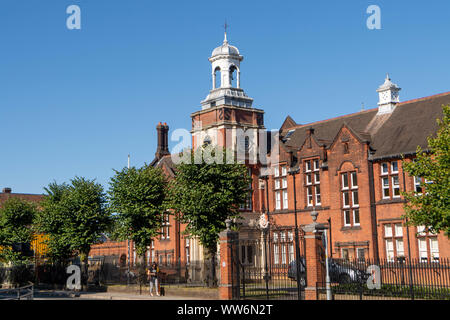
left=168, top=146, right=250, bottom=275
left=0, top=197, right=38, bottom=264
left=403, top=105, right=450, bottom=236
left=108, top=164, right=167, bottom=262
left=36, top=178, right=111, bottom=264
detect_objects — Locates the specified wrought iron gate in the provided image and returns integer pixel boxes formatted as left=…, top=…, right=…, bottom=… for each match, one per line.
left=231, top=226, right=306, bottom=300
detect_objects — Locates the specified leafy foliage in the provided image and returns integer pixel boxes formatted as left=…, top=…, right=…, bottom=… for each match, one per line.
left=0, top=197, right=38, bottom=264
left=35, top=178, right=111, bottom=264
left=108, top=164, right=167, bottom=260
left=168, top=146, right=250, bottom=256
left=402, top=105, right=450, bottom=236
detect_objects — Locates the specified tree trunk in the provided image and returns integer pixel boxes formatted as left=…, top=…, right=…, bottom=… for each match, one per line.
left=80, top=252, right=89, bottom=292
left=138, top=253, right=147, bottom=295
left=204, top=247, right=217, bottom=288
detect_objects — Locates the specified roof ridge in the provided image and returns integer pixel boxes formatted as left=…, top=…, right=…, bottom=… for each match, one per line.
left=397, top=91, right=450, bottom=106
left=289, top=91, right=450, bottom=131
left=290, top=107, right=377, bottom=130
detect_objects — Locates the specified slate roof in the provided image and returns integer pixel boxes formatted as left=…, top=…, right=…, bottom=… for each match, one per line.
left=0, top=192, right=44, bottom=205
left=280, top=91, right=450, bottom=160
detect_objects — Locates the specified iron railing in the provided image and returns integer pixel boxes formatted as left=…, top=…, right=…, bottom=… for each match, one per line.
left=316, top=257, right=450, bottom=300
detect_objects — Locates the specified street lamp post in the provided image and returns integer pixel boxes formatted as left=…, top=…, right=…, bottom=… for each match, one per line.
left=311, top=209, right=332, bottom=300
left=259, top=173, right=270, bottom=300
left=288, top=167, right=303, bottom=300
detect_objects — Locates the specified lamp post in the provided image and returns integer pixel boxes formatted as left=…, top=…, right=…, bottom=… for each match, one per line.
left=259, top=173, right=270, bottom=300
left=288, top=166, right=303, bottom=300
left=311, top=208, right=332, bottom=300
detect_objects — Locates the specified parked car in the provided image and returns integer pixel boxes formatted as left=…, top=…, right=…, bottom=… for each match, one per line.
left=287, top=258, right=307, bottom=286
left=288, top=258, right=369, bottom=285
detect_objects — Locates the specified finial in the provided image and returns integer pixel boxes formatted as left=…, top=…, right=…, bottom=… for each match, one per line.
left=223, top=20, right=228, bottom=44
left=386, top=73, right=390, bottom=81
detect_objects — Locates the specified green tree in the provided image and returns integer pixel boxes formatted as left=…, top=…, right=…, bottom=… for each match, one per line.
left=108, top=164, right=167, bottom=269
left=0, top=197, right=38, bottom=264
left=403, top=105, right=450, bottom=236
left=36, top=178, right=111, bottom=289
left=168, top=146, right=250, bottom=287
left=35, top=182, right=74, bottom=264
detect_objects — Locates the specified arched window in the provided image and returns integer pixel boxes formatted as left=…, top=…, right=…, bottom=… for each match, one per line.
left=214, top=66, right=221, bottom=89
left=229, top=65, right=238, bottom=87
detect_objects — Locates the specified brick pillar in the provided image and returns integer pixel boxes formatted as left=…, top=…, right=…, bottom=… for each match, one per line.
left=219, top=225, right=239, bottom=300
left=302, top=223, right=326, bottom=300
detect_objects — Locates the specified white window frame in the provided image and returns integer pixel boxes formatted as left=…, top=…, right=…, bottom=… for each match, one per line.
left=381, top=162, right=389, bottom=175
left=343, top=191, right=350, bottom=208
left=281, top=166, right=287, bottom=177
left=305, top=160, right=311, bottom=172
left=391, top=161, right=399, bottom=174
left=418, top=238, right=428, bottom=262
left=274, top=166, right=280, bottom=177
left=313, top=159, right=320, bottom=171
left=307, top=186, right=313, bottom=207
left=392, top=175, right=400, bottom=198
left=386, top=239, right=395, bottom=262
left=315, top=172, right=320, bottom=184
left=306, top=173, right=312, bottom=185
left=414, top=176, right=423, bottom=194
left=344, top=210, right=351, bottom=227
left=275, top=179, right=281, bottom=190
left=382, top=177, right=390, bottom=199
left=352, top=190, right=359, bottom=207
left=315, top=185, right=321, bottom=206
left=275, top=191, right=281, bottom=210
left=342, top=173, right=349, bottom=190
left=384, top=224, right=393, bottom=237
left=351, top=172, right=358, bottom=189
left=430, top=238, right=439, bottom=262
left=282, top=177, right=287, bottom=189
left=394, top=224, right=403, bottom=237
left=353, top=209, right=360, bottom=226
left=282, top=190, right=288, bottom=209
left=274, top=244, right=279, bottom=265
left=396, top=239, right=405, bottom=258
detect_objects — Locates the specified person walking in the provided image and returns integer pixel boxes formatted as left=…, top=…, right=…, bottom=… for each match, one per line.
left=147, top=262, right=160, bottom=296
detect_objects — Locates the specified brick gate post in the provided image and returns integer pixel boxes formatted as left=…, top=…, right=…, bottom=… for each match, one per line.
left=302, top=222, right=327, bottom=300
left=219, top=219, right=239, bottom=300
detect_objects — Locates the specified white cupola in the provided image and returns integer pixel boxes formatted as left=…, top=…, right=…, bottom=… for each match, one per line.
left=201, top=32, right=253, bottom=110
left=210, top=32, right=243, bottom=89
left=376, top=74, right=401, bottom=114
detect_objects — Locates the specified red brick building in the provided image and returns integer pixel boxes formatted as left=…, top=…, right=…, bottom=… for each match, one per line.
left=90, top=34, right=450, bottom=271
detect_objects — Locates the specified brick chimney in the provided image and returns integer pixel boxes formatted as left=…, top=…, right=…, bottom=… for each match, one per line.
left=155, top=122, right=170, bottom=159
left=2, top=187, right=12, bottom=193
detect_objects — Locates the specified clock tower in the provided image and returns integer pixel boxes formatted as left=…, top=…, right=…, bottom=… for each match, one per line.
left=190, top=32, right=266, bottom=164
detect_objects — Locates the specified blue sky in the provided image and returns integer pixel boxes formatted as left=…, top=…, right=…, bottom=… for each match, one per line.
left=1, top=0, right=450, bottom=194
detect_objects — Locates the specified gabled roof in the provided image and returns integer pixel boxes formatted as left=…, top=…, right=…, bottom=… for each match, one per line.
left=280, top=91, right=450, bottom=159
left=150, top=154, right=176, bottom=177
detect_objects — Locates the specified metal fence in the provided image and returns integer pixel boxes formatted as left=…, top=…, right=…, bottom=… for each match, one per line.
left=1, top=257, right=221, bottom=291
left=316, top=257, right=450, bottom=300
left=0, top=283, right=34, bottom=300
left=88, top=257, right=220, bottom=287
